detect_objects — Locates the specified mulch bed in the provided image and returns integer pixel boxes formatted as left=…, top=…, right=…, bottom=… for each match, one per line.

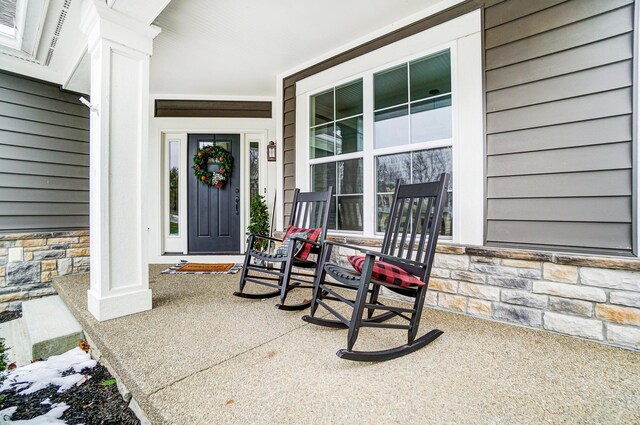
left=0, top=311, right=21, bottom=324
left=0, top=362, right=140, bottom=424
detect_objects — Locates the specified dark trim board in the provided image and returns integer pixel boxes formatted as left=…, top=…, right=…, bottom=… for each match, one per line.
left=154, top=100, right=272, bottom=118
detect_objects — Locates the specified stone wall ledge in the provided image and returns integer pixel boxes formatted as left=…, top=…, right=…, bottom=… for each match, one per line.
left=272, top=232, right=640, bottom=272
left=0, top=230, right=89, bottom=241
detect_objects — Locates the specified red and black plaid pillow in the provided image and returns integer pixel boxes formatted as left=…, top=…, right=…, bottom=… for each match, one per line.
left=347, top=255, right=424, bottom=288
left=284, top=225, right=322, bottom=260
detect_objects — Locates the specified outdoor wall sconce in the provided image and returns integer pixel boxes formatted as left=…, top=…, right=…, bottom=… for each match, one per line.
left=267, top=141, right=277, bottom=161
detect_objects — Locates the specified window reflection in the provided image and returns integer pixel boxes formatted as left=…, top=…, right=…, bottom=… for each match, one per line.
left=311, top=158, right=363, bottom=231
left=376, top=147, right=452, bottom=235
left=168, top=140, right=179, bottom=235
left=249, top=142, right=259, bottom=199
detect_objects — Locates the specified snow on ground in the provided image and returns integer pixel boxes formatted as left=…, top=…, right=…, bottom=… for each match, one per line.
left=0, top=347, right=96, bottom=395
left=0, top=402, right=69, bottom=424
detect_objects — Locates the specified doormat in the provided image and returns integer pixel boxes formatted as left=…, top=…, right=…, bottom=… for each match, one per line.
left=161, top=261, right=242, bottom=275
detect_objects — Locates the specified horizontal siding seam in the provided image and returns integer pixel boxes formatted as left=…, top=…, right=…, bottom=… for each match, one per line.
left=487, top=218, right=632, bottom=224
left=486, top=194, right=633, bottom=200
left=485, top=30, right=634, bottom=72
left=486, top=84, right=633, bottom=114
left=0, top=128, right=88, bottom=144
left=486, top=112, right=633, bottom=136
left=486, top=166, right=633, bottom=179
left=0, top=84, right=83, bottom=105
left=0, top=112, right=89, bottom=132
left=484, top=0, right=571, bottom=30
left=484, top=4, right=634, bottom=52
left=0, top=94, right=88, bottom=117
left=486, top=139, right=632, bottom=158
left=0, top=142, right=90, bottom=156
left=484, top=1, right=633, bottom=48
left=0, top=99, right=88, bottom=119
left=0, top=158, right=90, bottom=168
left=485, top=58, right=633, bottom=94
left=0, top=172, right=89, bottom=180
left=0, top=117, right=90, bottom=139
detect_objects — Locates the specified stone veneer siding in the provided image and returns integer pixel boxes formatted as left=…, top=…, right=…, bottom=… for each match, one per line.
left=0, top=231, right=90, bottom=312
left=312, top=234, right=640, bottom=351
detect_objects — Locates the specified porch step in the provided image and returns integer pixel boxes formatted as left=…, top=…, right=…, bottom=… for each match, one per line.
left=22, top=296, right=84, bottom=360
left=0, top=318, right=31, bottom=367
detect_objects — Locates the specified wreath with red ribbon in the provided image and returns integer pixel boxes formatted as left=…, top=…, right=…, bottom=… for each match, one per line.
left=192, top=145, right=233, bottom=188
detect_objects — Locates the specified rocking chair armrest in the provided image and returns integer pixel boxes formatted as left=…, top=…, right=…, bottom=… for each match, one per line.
left=287, top=235, right=322, bottom=247
left=360, top=249, right=425, bottom=268
left=321, top=240, right=364, bottom=251
left=247, top=233, right=283, bottom=242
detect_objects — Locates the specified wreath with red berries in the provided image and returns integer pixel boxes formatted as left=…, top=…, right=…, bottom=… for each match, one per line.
left=192, top=145, right=233, bottom=188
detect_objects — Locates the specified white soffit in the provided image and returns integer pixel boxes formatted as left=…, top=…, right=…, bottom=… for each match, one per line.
left=0, top=0, right=84, bottom=87
left=150, top=0, right=448, bottom=96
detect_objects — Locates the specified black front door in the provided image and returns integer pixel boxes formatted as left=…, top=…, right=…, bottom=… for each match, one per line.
left=188, top=134, right=241, bottom=253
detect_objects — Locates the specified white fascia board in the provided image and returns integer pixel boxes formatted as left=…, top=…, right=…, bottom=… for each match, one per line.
left=275, top=0, right=465, bottom=83
left=0, top=52, right=63, bottom=83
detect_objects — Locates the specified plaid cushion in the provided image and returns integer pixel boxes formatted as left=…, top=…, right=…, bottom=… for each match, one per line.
left=284, top=225, right=322, bottom=260
left=347, top=255, right=424, bottom=288
left=275, top=231, right=307, bottom=258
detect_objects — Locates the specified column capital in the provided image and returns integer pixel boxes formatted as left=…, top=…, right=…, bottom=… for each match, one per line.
left=80, top=0, right=161, bottom=56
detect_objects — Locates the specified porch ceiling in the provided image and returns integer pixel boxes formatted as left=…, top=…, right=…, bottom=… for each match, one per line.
left=150, top=0, right=447, bottom=96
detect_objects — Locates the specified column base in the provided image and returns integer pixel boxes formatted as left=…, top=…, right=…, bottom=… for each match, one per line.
left=87, top=288, right=152, bottom=321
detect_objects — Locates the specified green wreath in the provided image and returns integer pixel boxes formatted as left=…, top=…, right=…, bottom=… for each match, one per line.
left=192, top=145, right=233, bottom=188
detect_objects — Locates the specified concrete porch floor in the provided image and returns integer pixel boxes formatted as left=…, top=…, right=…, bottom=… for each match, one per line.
left=53, top=265, right=640, bottom=424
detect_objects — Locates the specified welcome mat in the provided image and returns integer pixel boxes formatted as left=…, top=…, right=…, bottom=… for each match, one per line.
left=161, top=261, right=242, bottom=275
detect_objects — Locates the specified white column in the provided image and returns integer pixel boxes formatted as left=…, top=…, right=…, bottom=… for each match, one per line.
left=81, top=1, right=160, bottom=321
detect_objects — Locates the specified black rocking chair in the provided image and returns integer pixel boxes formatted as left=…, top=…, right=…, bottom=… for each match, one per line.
left=302, top=173, right=449, bottom=361
left=234, top=187, right=333, bottom=310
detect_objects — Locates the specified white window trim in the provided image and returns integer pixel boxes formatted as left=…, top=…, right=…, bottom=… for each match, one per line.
left=294, top=10, right=483, bottom=245
left=162, top=132, right=187, bottom=254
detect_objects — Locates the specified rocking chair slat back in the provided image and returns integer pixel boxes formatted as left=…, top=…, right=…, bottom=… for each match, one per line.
left=381, top=174, right=449, bottom=282
left=289, top=187, right=333, bottom=243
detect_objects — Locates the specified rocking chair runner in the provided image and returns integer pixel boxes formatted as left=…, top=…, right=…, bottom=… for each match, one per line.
left=302, top=173, right=450, bottom=361
left=234, top=187, right=333, bottom=310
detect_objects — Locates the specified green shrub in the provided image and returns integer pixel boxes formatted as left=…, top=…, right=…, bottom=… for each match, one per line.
left=0, top=337, right=8, bottom=371
left=248, top=194, right=270, bottom=251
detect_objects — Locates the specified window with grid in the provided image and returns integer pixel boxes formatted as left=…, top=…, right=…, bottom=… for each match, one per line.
left=309, top=49, right=453, bottom=237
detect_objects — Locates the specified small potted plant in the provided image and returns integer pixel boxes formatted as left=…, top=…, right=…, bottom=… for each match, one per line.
left=248, top=194, right=270, bottom=253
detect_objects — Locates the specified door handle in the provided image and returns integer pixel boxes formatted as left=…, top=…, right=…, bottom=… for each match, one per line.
left=235, top=196, right=240, bottom=215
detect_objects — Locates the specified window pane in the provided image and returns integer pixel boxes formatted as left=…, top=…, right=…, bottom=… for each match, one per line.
left=336, top=80, right=363, bottom=119
left=412, top=147, right=453, bottom=237
left=338, top=158, right=363, bottom=194
left=336, top=117, right=363, bottom=155
left=310, top=123, right=334, bottom=159
left=376, top=152, right=410, bottom=193
left=375, top=147, right=453, bottom=236
left=168, top=140, right=179, bottom=235
left=410, top=50, right=451, bottom=101
left=338, top=195, right=363, bottom=231
left=376, top=194, right=393, bottom=233
left=311, top=90, right=333, bottom=126
left=412, top=146, right=452, bottom=188
left=311, top=162, right=336, bottom=192
left=374, top=64, right=408, bottom=110
left=249, top=142, right=259, bottom=199
left=374, top=105, right=409, bottom=149
left=311, top=163, right=337, bottom=229
left=410, top=95, right=452, bottom=143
